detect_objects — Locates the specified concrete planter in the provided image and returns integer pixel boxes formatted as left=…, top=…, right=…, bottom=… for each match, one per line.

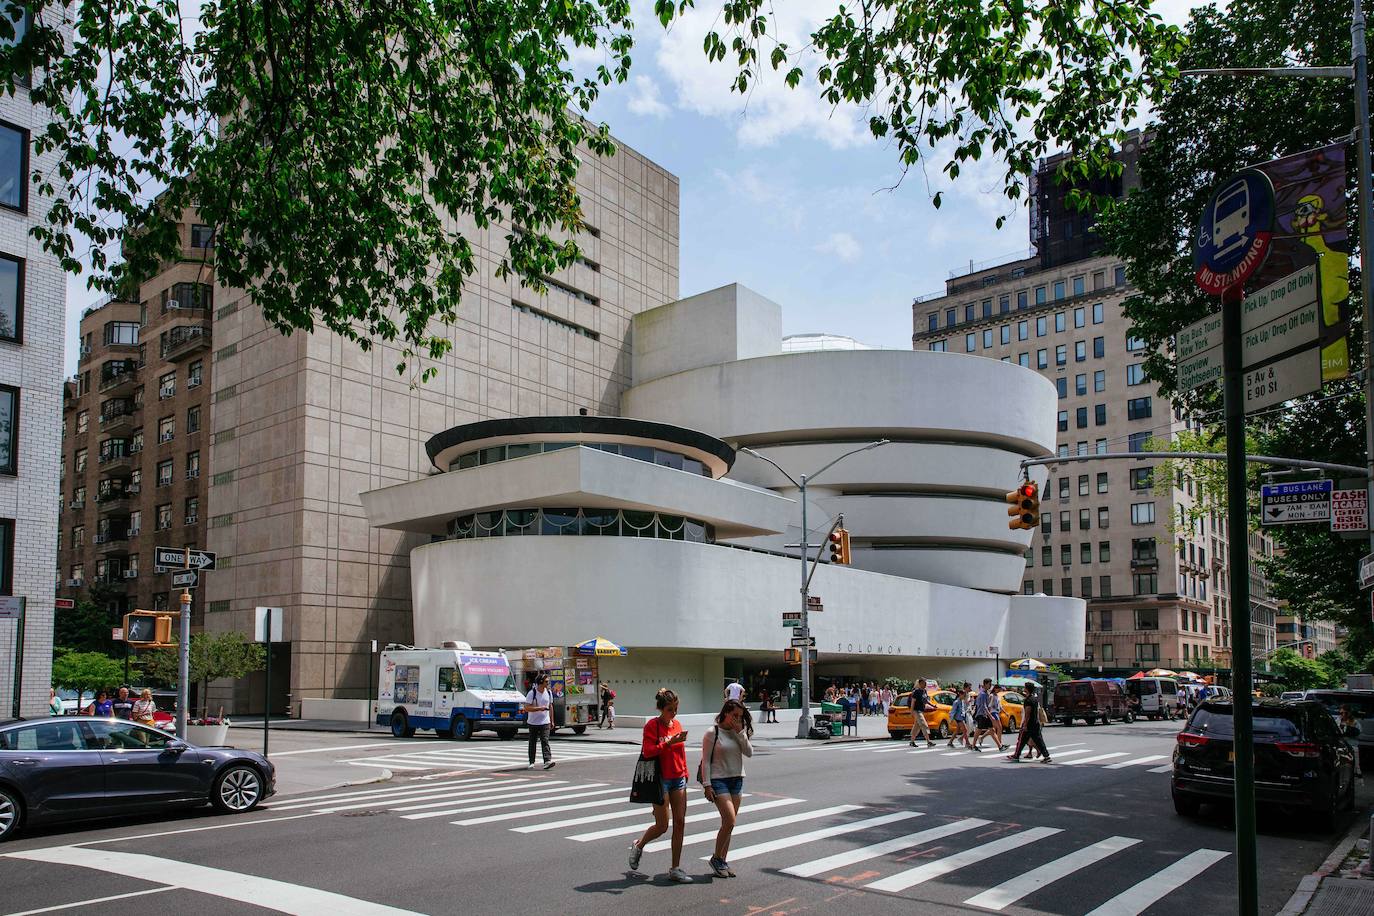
left=185, top=723, right=230, bottom=746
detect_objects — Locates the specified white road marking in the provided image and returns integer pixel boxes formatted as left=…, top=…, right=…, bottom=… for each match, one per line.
left=4, top=886, right=178, bottom=915
left=1082, top=849, right=1231, bottom=916
left=269, top=741, right=440, bottom=756
left=1148, top=764, right=1175, bottom=773
left=719, top=811, right=925, bottom=862
left=70, top=811, right=329, bottom=846
left=964, top=835, right=1141, bottom=910
left=4, top=846, right=424, bottom=915
left=279, top=779, right=515, bottom=813
left=405, top=786, right=624, bottom=821
left=782, top=817, right=990, bottom=878
left=1041, top=749, right=1094, bottom=760
left=645, top=804, right=861, bottom=852
left=567, top=798, right=803, bottom=842
left=866, top=826, right=1063, bottom=893
left=1059, top=753, right=1130, bottom=767
left=269, top=776, right=507, bottom=809
left=389, top=781, right=579, bottom=813
left=452, top=793, right=633, bottom=826
left=513, top=796, right=722, bottom=833
left=1104, top=755, right=1170, bottom=770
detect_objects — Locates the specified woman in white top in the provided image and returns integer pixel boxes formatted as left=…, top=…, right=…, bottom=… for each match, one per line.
left=700, top=699, right=754, bottom=878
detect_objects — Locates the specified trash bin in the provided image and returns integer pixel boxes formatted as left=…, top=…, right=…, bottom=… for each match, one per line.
left=820, top=702, right=843, bottom=716
left=830, top=719, right=843, bottom=736
left=787, top=679, right=802, bottom=709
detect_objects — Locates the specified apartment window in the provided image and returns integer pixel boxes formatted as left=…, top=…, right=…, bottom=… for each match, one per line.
left=0, top=121, right=27, bottom=213
left=926, top=313, right=938, bottom=332
left=130, top=429, right=144, bottom=453
left=163, top=282, right=212, bottom=312
left=1115, top=266, right=1127, bottom=286
left=156, top=504, right=172, bottom=530
left=1056, top=378, right=1068, bottom=399
left=129, top=510, right=141, bottom=536
left=187, top=360, right=203, bottom=388
left=1133, top=573, right=1159, bottom=596
left=158, top=370, right=176, bottom=400
left=982, top=329, right=993, bottom=348
left=965, top=304, right=975, bottom=322
left=185, top=497, right=199, bottom=525
left=1024, top=581, right=1034, bottom=595
left=1081, top=576, right=1093, bottom=598
left=76, top=409, right=88, bottom=434
left=1061, top=577, right=1073, bottom=596
left=0, top=385, right=15, bottom=475
left=1061, top=544, right=1072, bottom=566
left=1052, top=312, right=1064, bottom=333
left=1095, top=404, right=1107, bottom=426
left=1055, top=344, right=1066, bottom=366
left=1093, top=369, right=1106, bottom=392
left=102, top=321, right=138, bottom=347
left=1128, top=431, right=1150, bottom=453
left=982, top=299, right=993, bottom=318
left=1057, top=411, right=1068, bottom=432
left=1059, top=510, right=1070, bottom=530
left=1017, top=352, right=1029, bottom=367
left=1017, top=291, right=1028, bottom=309
left=1041, top=512, right=1051, bottom=533
left=1036, top=316, right=1047, bottom=337
left=1094, top=337, right=1106, bottom=359
left=1129, top=468, right=1153, bottom=491
left=1058, top=444, right=1070, bottom=457
left=0, top=253, right=20, bottom=343
left=190, top=224, right=215, bottom=248
left=70, top=563, right=83, bottom=585
left=1126, top=336, right=1147, bottom=352
left=1100, top=575, right=1112, bottom=597
left=1035, top=286, right=1047, bottom=304
left=1000, top=325, right=1010, bottom=345
left=1100, top=610, right=1113, bottom=631
left=1073, top=276, right=1085, bottom=296
left=157, top=459, right=173, bottom=488
left=1101, top=643, right=1114, bottom=661
left=1042, top=579, right=1054, bottom=595
left=153, top=593, right=168, bottom=611
left=1079, top=508, right=1091, bottom=530
left=130, top=469, right=140, bottom=493
left=1041, top=544, right=1053, bottom=566
left=157, top=416, right=174, bottom=442
left=1025, top=547, right=1034, bottom=567
left=1074, top=340, right=1087, bottom=362
left=966, top=334, right=976, bottom=353
left=74, top=447, right=86, bottom=475
left=1053, top=280, right=1066, bottom=300
left=1075, top=407, right=1087, bottom=428
left=930, top=340, right=947, bottom=352
left=186, top=451, right=200, bottom=479
left=1127, top=396, right=1152, bottom=420
left=1099, top=541, right=1111, bottom=562
left=1037, top=349, right=1048, bottom=369
left=72, top=524, right=84, bottom=546
left=945, top=308, right=956, bottom=327
left=1132, top=537, right=1157, bottom=562
left=1092, top=302, right=1104, bottom=324
left=1073, top=307, right=1085, bottom=328
left=127, top=554, right=138, bottom=577
left=1080, top=542, right=1092, bottom=564
left=1076, top=441, right=1088, bottom=456
left=186, top=405, right=200, bottom=434
left=1098, top=506, right=1110, bottom=528
left=1126, top=365, right=1149, bottom=388
left=999, top=295, right=1009, bottom=313
left=1016, top=320, right=1028, bottom=341
left=1131, top=502, right=1156, bottom=525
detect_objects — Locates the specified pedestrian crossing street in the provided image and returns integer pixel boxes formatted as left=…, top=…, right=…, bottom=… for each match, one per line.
left=267, top=774, right=1228, bottom=913
left=820, top=740, right=1175, bottom=773
left=339, top=741, right=640, bottom=772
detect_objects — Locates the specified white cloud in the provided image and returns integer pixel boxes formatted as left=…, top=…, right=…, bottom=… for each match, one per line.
left=626, top=75, right=669, bottom=118
left=814, top=231, right=862, bottom=263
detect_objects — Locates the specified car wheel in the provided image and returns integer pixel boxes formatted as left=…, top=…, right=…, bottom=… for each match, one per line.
left=572, top=725, right=587, bottom=735
left=1007, top=716, right=1018, bottom=732
left=1125, top=711, right=1136, bottom=724
left=450, top=714, right=471, bottom=740
left=212, top=765, right=264, bottom=814
left=1062, top=717, right=1074, bottom=727
left=390, top=710, right=414, bottom=739
left=497, top=729, right=517, bottom=741
left=0, top=785, right=22, bottom=841
left=889, top=731, right=905, bottom=740
left=936, top=720, right=950, bottom=739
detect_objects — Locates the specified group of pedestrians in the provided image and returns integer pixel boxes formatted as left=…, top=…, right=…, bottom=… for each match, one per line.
left=823, top=682, right=893, bottom=715
left=49, top=685, right=159, bottom=727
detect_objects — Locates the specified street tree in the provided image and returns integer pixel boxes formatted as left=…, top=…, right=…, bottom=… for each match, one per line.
left=53, top=584, right=128, bottom=655
left=50, top=651, right=132, bottom=706
left=1267, top=648, right=1334, bottom=691
left=0, top=1, right=1182, bottom=375
left=1097, top=0, right=1372, bottom=658
left=142, top=631, right=265, bottom=717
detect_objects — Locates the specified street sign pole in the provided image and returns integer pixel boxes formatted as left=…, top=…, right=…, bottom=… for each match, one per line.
left=176, top=547, right=192, bottom=740
left=1223, top=285, right=1259, bottom=916
left=264, top=606, right=272, bottom=758
left=8, top=598, right=25, bottom=719
left=797, top=473, right=811, bottom=740
left=1354, top=0, right=1374, bottom=552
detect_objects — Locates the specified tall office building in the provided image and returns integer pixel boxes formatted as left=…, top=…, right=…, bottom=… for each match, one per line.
left=912, top=137, right=1277, bottom=676
left=0, top=6, right=70, bottom=716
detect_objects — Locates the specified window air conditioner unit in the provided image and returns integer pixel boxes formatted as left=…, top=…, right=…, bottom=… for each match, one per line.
left=67, top=578, right=84, bottom=587
left=160, top=386, right=174, bottom=399
left=128, top=484, right=140, bottom=494
left=131, top=444, right=142, bottom=453
left=159, top=432, right=174, bottom=442
left=122, top=569, right=138, bottom=579
left=185, top=515, right=198, bottom=525
left=128, top=527, right=141, bottom=536
left=94, top=533, right=108, bottom=544
left=69, top=499, right=84, bottom=510
left=166, top=299, right=180, bottom=310
left=187, top=469, right=199, bottom=479
left=187, top=379, right=201, bottom=389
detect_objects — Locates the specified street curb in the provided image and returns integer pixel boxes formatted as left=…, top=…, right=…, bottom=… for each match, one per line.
left=1275, top=804, right=1373, bottom=916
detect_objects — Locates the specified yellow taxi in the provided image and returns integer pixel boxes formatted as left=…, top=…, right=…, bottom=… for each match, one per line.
left=887, top=687, right=957, bottom=739
left=997, top=690, right=1025, bottom=731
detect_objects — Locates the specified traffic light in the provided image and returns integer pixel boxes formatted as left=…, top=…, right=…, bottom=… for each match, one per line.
left=1006, top=481, right=1040, bottom=530
left=828, top=528, right=851, bottom=564
left=783, top=648, right=802, bottom=665
left=123, top=611, right=175, bottom=647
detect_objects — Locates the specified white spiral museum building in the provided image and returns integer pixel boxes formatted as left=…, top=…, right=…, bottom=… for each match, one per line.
left=363, top=285, right=1084, bottom=715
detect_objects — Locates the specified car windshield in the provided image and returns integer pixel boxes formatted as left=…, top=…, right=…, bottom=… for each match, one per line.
left=1304, top=693, right=1374, bottom=720
left=458, top=655, right=516, bottom=691
left=1189, top=706, right=1302, bottom=739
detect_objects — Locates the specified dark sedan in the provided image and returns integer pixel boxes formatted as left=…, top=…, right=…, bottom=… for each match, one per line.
left=1171, top=700, right=1356, bottom=829
left=0, top=717, right=274, bottom=841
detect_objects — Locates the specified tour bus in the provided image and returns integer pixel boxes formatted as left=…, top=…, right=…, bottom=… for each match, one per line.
left=377, top=642, right=528, bottom=740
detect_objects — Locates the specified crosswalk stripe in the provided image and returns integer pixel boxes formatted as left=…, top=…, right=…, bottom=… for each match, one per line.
left=566, top=798, right=803, bottom=842
left=268, top=777, right=506, bottom=809
left=1104, top=755, right=1169, bottom=770
left=1059, top=753, right=1129, bottom=767
left=645, top=804, right=861, bottom=853
left=873, top=745, right=919, bottom=753
left=314, top=780, right=540, bottom=813
left=908, top=746, right=947, bottom=754
left=964, top=835, right=1141, bottom=910
left=513, top=796, right=722, bottom=833
left=838, top=744, right=877, bottom=752
left=865, top=825, right=1063, bottom=892
left=718, top=811, right=925, bottom=862
left=453, top=794, right=632, bottom=826
left=782, top=817, right=990, bottom=878
left=1043, top=749, right=1093, bottom=760
left=1082, top=849, right=1230, bottom=916
left=404, top=786, right=624, bottom=821
left=1046, top=744, right=1088, bottom=750
left=1148, top=764, right=1174, bottom=773
left=389, top=781, right=581, bottom=813
left=349, top=760, right=442, bottom=771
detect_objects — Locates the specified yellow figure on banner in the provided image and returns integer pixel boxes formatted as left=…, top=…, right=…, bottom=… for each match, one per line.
left=1293, top=193, right=1350, bottom=379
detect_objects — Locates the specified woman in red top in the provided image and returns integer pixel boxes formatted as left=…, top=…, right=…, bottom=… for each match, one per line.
left=627, top=688, right=693, bottom=882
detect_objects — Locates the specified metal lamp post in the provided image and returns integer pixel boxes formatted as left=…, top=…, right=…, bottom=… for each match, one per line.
left=740, top=440, right=890, bottom=739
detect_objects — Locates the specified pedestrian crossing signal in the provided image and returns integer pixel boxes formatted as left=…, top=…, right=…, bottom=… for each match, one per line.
left=1006, top=482, right=1039, bottom=530
left=122, top=611, right=175, bottom=647
left=828, top=528, right=851, bottom=564
left=783, top=648, right=803, bottom=665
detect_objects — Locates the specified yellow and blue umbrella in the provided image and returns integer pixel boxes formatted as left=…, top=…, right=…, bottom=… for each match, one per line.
left=575, top=637, right=628, bottom=657
left=1009, top=658, right=1048, bottom=671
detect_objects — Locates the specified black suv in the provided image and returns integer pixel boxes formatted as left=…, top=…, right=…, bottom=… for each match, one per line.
left=1171, top=700, right=1356, bottom=828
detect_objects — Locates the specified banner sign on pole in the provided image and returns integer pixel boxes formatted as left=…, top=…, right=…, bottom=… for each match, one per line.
left=1331, top=489, right=1369, bottom=532
left=1360, top=551, right=1374, bottom=590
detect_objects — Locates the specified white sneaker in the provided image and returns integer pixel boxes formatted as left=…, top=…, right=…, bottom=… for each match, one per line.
left=524, top=763, right=535, bottom=769
left=669, top=867, right=693, bottom=883
left=627, top=843, right=643, bottom=872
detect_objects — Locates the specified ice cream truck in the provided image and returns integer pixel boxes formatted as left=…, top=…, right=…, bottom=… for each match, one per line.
left=377, top=642, right=527, bottom=740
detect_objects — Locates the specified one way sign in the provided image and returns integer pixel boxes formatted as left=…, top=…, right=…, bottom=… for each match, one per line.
left=1260, top=480, right=1333, bottom=526
left=155, top=546, right=217, bottom=571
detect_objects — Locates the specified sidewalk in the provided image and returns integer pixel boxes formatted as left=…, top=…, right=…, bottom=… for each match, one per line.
left=1279, top=806, right=1374, bottom=915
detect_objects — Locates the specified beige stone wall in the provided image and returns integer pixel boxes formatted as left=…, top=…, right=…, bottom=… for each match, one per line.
left=204, top=141, right=679, bottom=712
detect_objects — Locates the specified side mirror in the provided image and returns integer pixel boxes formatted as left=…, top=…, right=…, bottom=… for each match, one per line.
left=166, top=740, right=190, bottom=754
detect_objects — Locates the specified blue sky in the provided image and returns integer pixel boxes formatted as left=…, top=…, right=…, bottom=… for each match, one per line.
left=61, top=1, right=1203, bottom=371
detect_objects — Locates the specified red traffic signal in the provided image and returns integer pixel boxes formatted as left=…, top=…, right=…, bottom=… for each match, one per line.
left=1006, top=481, right=1040, bottom=530
left=828, top=528, right=852, bottom=564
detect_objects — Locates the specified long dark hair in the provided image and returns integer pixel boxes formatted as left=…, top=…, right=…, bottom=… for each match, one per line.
left=717, top=699, right=754, bottom=738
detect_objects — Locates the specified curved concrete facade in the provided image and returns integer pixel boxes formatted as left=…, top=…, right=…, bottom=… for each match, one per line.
left=623, top=349, right=1056, bottom=593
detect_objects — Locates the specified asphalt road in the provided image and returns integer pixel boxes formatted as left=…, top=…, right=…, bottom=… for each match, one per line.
left=1, top=720, right=1367, bottom=915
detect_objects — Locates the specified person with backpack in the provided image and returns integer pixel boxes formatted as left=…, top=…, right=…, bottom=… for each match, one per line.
left=599, top=682, right=616, bottom=729
left=908, top=679, right=936, bottom=747
left=970, top=679, right=994, bottom=752
left=700, top=699, right=754, bottom=878
left=525, top=674, right=556, bottom=769
left=628, top=688, right=692, bottom=883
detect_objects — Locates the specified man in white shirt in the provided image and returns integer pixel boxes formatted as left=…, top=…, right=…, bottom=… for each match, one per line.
left=725, top=680, right=745, bottom=703
left=525, top=675, right=555, bottom=770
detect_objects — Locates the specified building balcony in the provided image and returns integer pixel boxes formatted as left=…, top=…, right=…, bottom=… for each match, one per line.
left=96, top=532, right=131, bottom=555
left=97, top=450, right=135, bottom=475
left=95, top=483, right=139, bottom=510
left=160, top=323, right=210, bottom=361
left=98, top=360, right=141, bottom=394
left=99, top=400, right=139, bottom=433
left=92, top=572, right=129, bottom=588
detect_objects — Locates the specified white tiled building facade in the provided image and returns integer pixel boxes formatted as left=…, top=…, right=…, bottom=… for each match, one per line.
left=0, top=5, right=68, bottom=717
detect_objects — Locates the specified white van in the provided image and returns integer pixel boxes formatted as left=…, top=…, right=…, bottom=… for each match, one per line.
left=1126, top=677, right=1179, bottom=719
left=377, top=642, right=528, bottom=740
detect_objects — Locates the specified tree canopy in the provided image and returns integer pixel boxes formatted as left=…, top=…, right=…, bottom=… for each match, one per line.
left=51, top=650, right=131, bottom=699
left=0, top=1, right=1182, bottom=373
left=142, top=631, right=265, bottom=716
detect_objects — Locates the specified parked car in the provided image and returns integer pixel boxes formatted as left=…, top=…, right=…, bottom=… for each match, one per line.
left=54, top=689, right=91, bottom=716
left=0, top=717, right=274, bottom=842
left=998, top=691, right=1025, bottom=731
left=1171, top=700, right=1356, bottom=829
left=1126, top=677, right=1180, bottom=720
left=1280, top=691, right=1307, bottom=702
left=888, top=689, right=956, bottom=739
left=1297, top=689, right=1374, bottom=766
left=1054, top=679, right=1133, bottom=725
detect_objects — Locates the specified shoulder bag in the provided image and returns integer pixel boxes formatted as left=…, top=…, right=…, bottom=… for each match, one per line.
left=629, top=720, right=666, bottom=805
left=695, top=726, right=721, bottom=785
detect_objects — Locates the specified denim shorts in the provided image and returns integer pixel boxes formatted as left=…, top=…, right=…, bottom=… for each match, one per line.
left=661, top=776, right=688, bottom=793
left=709, top=776, right=744, bottom=796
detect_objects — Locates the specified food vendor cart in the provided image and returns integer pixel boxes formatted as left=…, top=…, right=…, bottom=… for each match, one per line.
left=507, top=637, right=627, bottom=734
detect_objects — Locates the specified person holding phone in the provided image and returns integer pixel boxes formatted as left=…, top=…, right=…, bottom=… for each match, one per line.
left=702, top=699, right=754, bottom=878
left=628, top=688, right=692, bottom=883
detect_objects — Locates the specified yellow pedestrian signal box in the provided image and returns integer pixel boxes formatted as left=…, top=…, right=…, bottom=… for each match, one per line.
left=828, top=528, right=852, bottom=564
left=783, top=648, right=803, bottom=665
left=122, top=611, right=175, bottom=647
left=1006, top=482, right=1040, bottom=530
